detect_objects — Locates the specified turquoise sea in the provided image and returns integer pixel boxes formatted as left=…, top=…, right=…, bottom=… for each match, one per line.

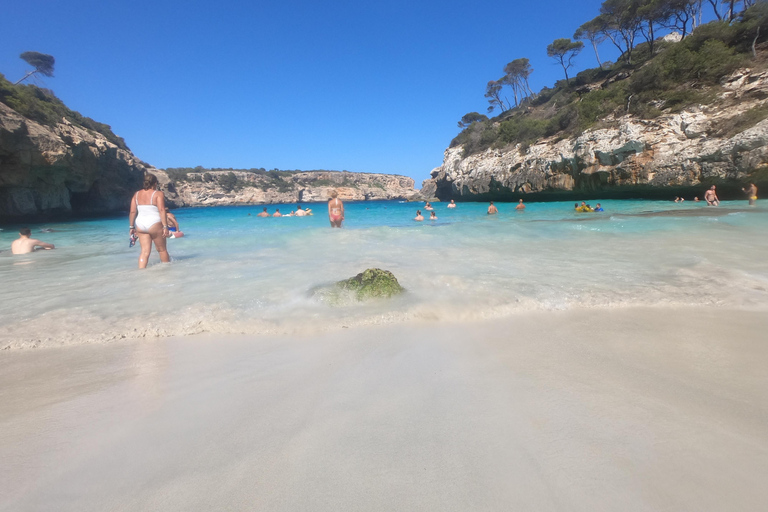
left=2, top=199, right=767, bottom=348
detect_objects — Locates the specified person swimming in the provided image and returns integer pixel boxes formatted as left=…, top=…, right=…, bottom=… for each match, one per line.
left=414, top=210, right=424, bottom=221
left=166, top=210, right=184, bottom=238
left=487, top=201, right=498, bottom=215
left=11, top=227, right=55, bottom=254
left=594, top=203, right=604, bottom=212
left=257, top=207, right=269, bottom=217
left=273, top=209, right=282, bottom=217
left=430, top=211, right=437, bottom=220
left=515, top=199, right=525, bottom=210
left=328, top=190, right=344, bottom=228
left=447, top=200, right=456, bottom=209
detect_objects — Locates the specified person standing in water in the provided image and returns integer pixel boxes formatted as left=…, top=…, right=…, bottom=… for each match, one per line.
left=447, top=200, right=456, bottom=209
left=414, top=210, right=424, bottom=221
left=487, top=201, right=498, bottom=215
left=429, top=211, right=437, bottom=220
left=515, top=199, right=525, bottom=210
left=11, top=228, right=55, bottom=254
left=743, top=183, right=758, bottom=206
left=257, top=207, right=269, bottom=217
left=129, top=173, right=170, bottom=269
left=704, top=185, right=719, bottom=206
left=328, top=190, right=344, bottom=228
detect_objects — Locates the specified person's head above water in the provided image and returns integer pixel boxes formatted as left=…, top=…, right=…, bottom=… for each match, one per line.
left=143, top=173, right=158, bottom=190
left=330, top=190, right=338, bottom=199
left=263, top=207, right=267, bottom=212
left=19, top=227, right=31, bottom=237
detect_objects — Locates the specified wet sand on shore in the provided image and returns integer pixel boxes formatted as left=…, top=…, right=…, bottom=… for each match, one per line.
left=1, top=307, right=767, bottom=511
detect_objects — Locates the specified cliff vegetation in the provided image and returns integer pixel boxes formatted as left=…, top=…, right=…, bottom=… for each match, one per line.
left=452, top=1, right=768, bottom=158
left=0, top=73, right=128, bottom=151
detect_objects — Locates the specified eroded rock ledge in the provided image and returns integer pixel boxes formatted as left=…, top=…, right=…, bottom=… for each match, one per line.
left=422, top=68, right=768, bottom=201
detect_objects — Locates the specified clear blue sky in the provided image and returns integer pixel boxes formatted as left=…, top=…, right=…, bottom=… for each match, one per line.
left=3, top=0, right=632, bottom=185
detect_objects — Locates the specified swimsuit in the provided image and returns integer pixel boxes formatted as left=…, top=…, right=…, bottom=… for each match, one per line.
left=135, top=191, right=162, bottom=232
left=329, top=200, right=342, bottom=222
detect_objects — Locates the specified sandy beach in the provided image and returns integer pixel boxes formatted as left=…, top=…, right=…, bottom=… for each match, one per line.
left=1, top=306, right=766, bottom=511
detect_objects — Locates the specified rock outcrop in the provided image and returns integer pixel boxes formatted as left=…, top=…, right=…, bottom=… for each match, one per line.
left=0, top=102, right=154, bottom=220
left=424, top=68, right=768, bottom=201
left=0, top=99, right=419, bottom=220
left=159, top=170, right=418, bottom=208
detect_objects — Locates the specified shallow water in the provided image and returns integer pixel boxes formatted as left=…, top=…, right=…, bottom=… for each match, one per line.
left=2, top=199, right=767, bottom=348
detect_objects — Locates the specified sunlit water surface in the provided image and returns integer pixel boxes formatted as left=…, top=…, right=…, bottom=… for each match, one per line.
left=2, top=199, right=767, bottom=347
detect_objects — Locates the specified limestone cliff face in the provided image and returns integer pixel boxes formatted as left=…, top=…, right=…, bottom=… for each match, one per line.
left=158, top=170, right=418, bottom=208
left=0, top=102, right=155, bottom=220
left=0, top=99, right=418, bottom=220
left=423, top=68, right=768, bottom=201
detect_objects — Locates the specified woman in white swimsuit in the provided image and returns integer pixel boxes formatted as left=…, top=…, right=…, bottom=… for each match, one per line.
left=129, top=173, right=171, bottom=269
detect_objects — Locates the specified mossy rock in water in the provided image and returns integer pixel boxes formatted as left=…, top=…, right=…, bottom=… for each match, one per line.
left=337, top=268, right=404, bottom=300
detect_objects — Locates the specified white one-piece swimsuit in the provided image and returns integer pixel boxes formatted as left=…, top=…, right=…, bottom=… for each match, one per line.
left=135, top=191, right=162, bottom=231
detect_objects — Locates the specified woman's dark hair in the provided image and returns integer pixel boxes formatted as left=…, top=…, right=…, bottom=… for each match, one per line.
left=143, top=173, right=159, bottom=190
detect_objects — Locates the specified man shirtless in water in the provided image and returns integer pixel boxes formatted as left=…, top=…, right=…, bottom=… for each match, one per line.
left=487, top=201, right=498, bottom=214
left=704, top=185, right=719, bottom=206
left=11, top=228, right=55, bottom=254
left=742, top=183, right=758, bottom=206
left=328, top=190, right=344, bottom=228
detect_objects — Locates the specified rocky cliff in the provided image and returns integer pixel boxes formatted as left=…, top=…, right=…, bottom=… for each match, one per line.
left=423, top=68, right=768, bottom=201
left=0, top=102, right=154, bottom=220
left=0, top=99, right=418, bottom=220
left=158, top=170, right=418, bottom=208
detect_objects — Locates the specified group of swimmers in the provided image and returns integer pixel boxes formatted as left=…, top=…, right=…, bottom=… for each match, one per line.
left=674, top=183, right=759, bottom=206
left=255, top=205, right=313, bottom=217
left=574, top=201, right=605, bottom=212
left=3, top=178, right=761, bottom=262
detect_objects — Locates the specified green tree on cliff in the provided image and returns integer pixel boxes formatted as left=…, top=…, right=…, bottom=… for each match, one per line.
left=501, top=58, right=535, bottom=106
left=484, top=80, right=508, bottom=113
left=546, top=38, right=584, bottom=86
left=14, top=52, right=55, bottom=85
left=574, top=19, right=607, bottom=69
left=457, top=112, right=489, bottom=128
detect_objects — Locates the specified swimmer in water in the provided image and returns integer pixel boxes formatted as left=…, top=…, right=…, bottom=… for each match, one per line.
left=166, top=210, right=183, bottom=238
left=447, top=200, right=456, bottom=209
left=414, top=210, right=424, bottom=221
left=594, top=203, right=604, bottom=212
left=515, top=199, right=525, bottom=210
left=295, top=205, right=307, bottom=216
left=487, top=201, right=498, bottom=215
left=328, top=190, right=344, bottom=228
left=11, top=227, right=55, bottom=254
left=257, top=207, right=269, bottom=217
left=425, top=202, right=433, bottom=211
left=430, top=211, right=437, bottom=220
left=129, top=173, right=170, bottom=269
left=273, top=209, right=282, bottom=217
left=742, top=183, right=758, bottom=206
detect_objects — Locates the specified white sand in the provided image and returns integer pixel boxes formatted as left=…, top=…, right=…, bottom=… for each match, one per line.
left=1, top=307, right=767, bottom=511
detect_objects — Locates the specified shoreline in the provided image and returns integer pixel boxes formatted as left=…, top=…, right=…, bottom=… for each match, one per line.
left=2, top=306, right=766, bottom=511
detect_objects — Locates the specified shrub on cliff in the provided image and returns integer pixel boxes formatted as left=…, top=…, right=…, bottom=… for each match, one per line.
left=452, top=15, right=765, bottom=158
left=0, top=74, right=128, bottom=151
